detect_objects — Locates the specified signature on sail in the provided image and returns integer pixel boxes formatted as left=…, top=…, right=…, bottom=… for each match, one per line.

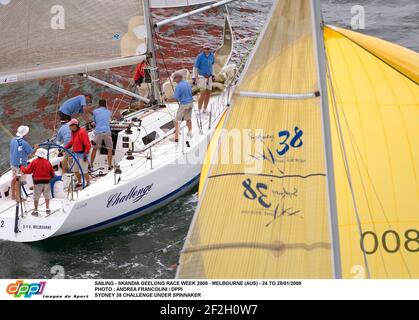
left=248, top=127, right=305, bottom=174
left=272, top=187, right=298, bottom=200
left=266, top=203, right=301, bottom=228
left=242, top=179, right=302, bottom=227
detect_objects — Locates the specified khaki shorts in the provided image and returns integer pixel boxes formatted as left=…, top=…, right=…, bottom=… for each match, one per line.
left=72, top=154, right=89, bottom=174
left=11, top=166, right=27, bottom=183
left=94, top=132, right=113, bottom=151
left=34, top=183, right=52, bottom=201
left=176, top=103, right=194, bottom=122
left=197, top=75, right=213, bottom=91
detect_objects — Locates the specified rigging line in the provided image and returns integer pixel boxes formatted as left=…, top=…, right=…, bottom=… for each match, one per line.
left=151, top=33, right=176, bottom=118
left=327, top=54, right=411, bottom=279
left=112, top=89, right=131, bottom=119
left=52, top=77, right=63, bottom=135
left=324, top=49, right=372, bottom=280
left=152, top=30, right=180, bottom=121
left=0, top=121, right=14, bottom=138
left=326, top=52, right=393, bottom=278
left=323, top=36, right=389, bottom=277
left=327, top=68, right=413, bottom=278
left=347, top=37, right=404, bottom=230
left=327, top=70, right=389, bottom=279
left=171, top=18, right=211, bottom=133
left=327, top=35, right=413, bottom=278
left=326, top=31, right=391, bottom=224
left=153, top=29, right=177, bottom=93
left=22, top=0, right=32, bottom=125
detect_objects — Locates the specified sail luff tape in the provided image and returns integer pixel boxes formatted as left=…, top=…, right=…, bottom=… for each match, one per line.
left=237, top=91, right=321, bottom=100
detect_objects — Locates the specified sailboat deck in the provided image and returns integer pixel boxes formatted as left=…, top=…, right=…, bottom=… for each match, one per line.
left=0, top=94, right=226, bottom=223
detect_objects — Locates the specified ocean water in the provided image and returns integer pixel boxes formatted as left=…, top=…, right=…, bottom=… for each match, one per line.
left=0, top=0, right=418, bottom=279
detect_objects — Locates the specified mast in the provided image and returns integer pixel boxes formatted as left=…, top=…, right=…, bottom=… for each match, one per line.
left=143, top=0, right=162, bottom=105
left=311, top=0, right=342, bottom=279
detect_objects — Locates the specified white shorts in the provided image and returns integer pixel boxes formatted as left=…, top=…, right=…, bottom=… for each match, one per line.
left=72, top=154, right=89, bottom=174
left=197, top=76, right=213, bottom=91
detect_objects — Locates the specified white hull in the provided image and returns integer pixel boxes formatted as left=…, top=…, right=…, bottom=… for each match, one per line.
left=0, top=92, right=230, bottom=243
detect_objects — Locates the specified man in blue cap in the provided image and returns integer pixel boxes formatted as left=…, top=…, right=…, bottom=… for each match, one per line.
left=193, top=43, right=215, bottom=114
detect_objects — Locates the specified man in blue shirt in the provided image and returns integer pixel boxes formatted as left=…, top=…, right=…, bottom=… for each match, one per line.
left=193, top=44, right=215, bottom=114
left=59, top=94, right=92, bottom=123
left=166, top=72, right=194, bottom=143
left=56, top=120, right=72, bottom=146
left=91, top=100, right=114, bottom=170
left=56, top=120, right=72, bottom=173
left=9, top=125, right=37, bottom=200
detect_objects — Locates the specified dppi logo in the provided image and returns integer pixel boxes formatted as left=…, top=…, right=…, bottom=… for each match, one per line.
left=7, top=280, right=46, bottom=298
left=107, top=184, right=153, bottom=208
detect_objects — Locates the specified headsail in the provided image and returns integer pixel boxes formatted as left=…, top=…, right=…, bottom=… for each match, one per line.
left=214, top=11, right=234, bottom=75
left=325, top=27, right=419, bottom=279
left=0, top=0, right=146, bottom=83
left=177, top=0, right=335, bottom=279
left=177, top=0, right=419, bottom=279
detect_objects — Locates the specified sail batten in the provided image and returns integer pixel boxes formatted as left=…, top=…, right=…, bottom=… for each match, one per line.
left=236, top=91, right=319, bottom=100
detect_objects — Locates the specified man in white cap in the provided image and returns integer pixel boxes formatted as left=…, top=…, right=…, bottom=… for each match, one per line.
left=193, top=43, right=215, bottom=114
left=9, top=126, right=38, bottom=201
left=20, top=148, right=55, bottom=216
left=165, top=71, right=194, bottom=143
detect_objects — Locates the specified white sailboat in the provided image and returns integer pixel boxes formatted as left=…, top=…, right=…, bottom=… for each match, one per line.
left=0, top=0, right=236, bottom=242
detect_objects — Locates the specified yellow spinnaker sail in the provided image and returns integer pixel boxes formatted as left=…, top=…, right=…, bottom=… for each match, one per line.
left=178, top=1, right=419, bottom=279
left=177, top=0, right=334, bottom=279
left=325, top=27, right=419, bottom=279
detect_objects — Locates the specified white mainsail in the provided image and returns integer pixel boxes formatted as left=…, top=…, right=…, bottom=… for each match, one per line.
left=0, top=0, right=147, bottom=83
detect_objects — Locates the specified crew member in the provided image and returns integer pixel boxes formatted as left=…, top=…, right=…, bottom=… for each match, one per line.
left=193, top=44, right=215, bottom=114
left=65, top=119, right=92, bottom=188
left=166, top=72, right=194, bottom=143
left=20, top=148, right=55, bottom=217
